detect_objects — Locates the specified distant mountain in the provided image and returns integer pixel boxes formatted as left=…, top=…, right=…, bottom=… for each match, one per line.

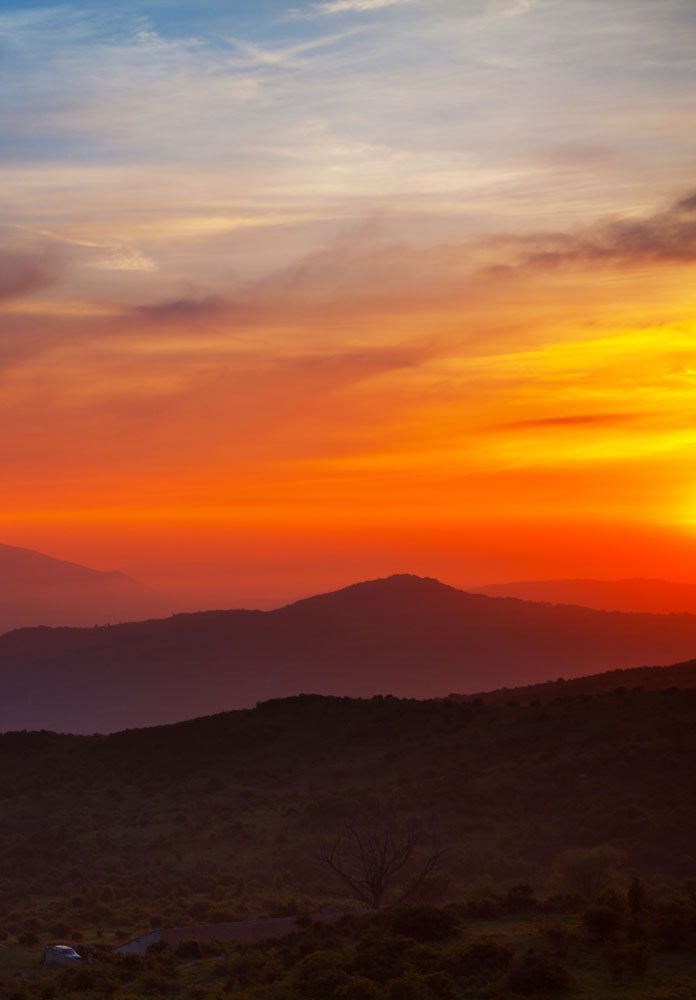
left=474, top=577, right=696, bottom=614
left=4, top=574, right=696, bottom=733
left=0, top=543, right=172, bottom=635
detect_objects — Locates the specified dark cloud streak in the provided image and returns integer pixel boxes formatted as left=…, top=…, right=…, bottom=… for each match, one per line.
left=0, top=249, right=56, bottom=301
left=489, top=188, right=696, bottom=273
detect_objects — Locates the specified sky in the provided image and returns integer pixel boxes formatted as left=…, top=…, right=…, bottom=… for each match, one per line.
left=2, top=0, right=696, bottom=605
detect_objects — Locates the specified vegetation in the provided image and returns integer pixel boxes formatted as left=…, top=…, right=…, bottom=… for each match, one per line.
left=1, top=685, right=696, bottom=995
left=3, top=899, right=696, bottom=999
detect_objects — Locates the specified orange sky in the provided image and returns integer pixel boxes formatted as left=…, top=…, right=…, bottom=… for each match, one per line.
left=2, top=0, right=696, bottom=606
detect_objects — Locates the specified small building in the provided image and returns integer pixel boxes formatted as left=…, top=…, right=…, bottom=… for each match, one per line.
left=45, top=944, right=82, bottom=967
left=114, top=913, right=340, bottom=956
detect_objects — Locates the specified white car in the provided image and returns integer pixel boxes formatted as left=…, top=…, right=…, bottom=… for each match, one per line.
left=44, top=944, right=82, bottom=967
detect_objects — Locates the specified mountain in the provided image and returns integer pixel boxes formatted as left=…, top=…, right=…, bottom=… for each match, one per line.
left=450, top=656, right=696, bottom=706
left=4, top=573, right=696, bottom=733
left=0, top=542, right=172, bottom=635
left=474, top=577, right=696, bottom=614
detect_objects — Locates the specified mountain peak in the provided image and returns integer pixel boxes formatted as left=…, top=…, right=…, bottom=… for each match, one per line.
left=282, top=574, right=465, bottom=613
left=0, top=543, right=171, bottom=634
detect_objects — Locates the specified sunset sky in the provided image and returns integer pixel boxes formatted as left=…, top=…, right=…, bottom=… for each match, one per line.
left=2, top=0, right=696, bottom=605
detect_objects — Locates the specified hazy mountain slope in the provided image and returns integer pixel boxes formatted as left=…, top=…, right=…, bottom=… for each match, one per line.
left=451, top=657, right=696, bottom=706
left=0, top=542, right=172, bottom=634
left=475, top=577, right=696, bottom=614
left=4, top=574, right=696, bottom=733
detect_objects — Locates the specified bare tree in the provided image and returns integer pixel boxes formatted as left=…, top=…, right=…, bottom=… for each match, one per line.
left=318, top=820, right=446, bottom=910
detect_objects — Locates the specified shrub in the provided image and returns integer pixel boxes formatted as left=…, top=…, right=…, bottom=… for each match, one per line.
left=539, top=894, right=584, bottom=915
left=537, top=923, right=575, bottom=959
left=653, top=911, right=694, bottom=952
left=175, top=939, right=202, bottom=959
left=64, top=967, right=99, bottom=991
left=462, top=895, right=502, bottom=919
left=391, top=906, right=459, bottom=943
left=503, top=950, right=572, bottom=994
left=550, top=846, right=625, bottom=901
left=505, top=885, right=537, bottom=913
left=628, top=877, right=647, bottom=915
left=337, top=976, right=386, bottom=1000
left=353, top=935, right=409, bottom=982
left=423, top=972, right=456, bottom=999
left=139, top=972, right=174, bottom=995
left=582, top=905, right=622, bottom=943
left=602, top=942, right=651, bottom=981
left=387, top=969, right=438, bottom=1000
left=447, top=939, right=514, bottom=979
left=291, top=950, right=350, bottom=1000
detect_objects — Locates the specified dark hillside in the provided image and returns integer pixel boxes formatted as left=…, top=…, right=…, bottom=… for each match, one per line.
left=2, top=684, right=696, bottom=943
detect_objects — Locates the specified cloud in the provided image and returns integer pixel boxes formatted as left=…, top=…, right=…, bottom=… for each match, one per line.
left=674, top=191, right=696, bottom=214
left=122, top=186, right=696, bottom=341
left=311, top=0, right=414, bottom=13
left=487, top=188, right=696, bottom=273
left=134, top=296, right=229, bottom=323
left=486, top=0, right=538, bottom=16
left=0, top=249, right=56, bottom=301
left=498, top=413, right=639, bottom=431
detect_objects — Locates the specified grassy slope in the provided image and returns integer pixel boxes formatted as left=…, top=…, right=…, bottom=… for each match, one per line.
left=2, top=686, right=696, bottom=945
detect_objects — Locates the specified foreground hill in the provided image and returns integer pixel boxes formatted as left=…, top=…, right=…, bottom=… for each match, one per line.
left=0, top=542, right=172, bottom=635
left=475, top=577, right=696, bottom=614
left=5, top=574, right=696, bottom=732
left=2, top=683, right=696, bottom=945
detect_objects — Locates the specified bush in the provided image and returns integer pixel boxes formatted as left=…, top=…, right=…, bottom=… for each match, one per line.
left=175, top=939, right=202, bottom=959
left=337, top=976, right=386, bottom=1000
left=549, top=846, right=625, bottom=902
left=447, top=939, right=514, bottom=979
left=602, top=942, right=651, bottom=981
left=353, top=935, right=409, bottom=982
left=291, top=950, right=350, bottom=1000
left=139, top=972, right=175, bottom=995
left=64, top=967, right=99, bottom=991
left=505, top=885, right=537, bottom=913
left=653, top=911, right=694, bottom=952
left=392, top=906, right=459, bottom=943
left=387, top=969, right=439, bottom=1000
left=503, top=950, right=572, bottom=994
left=462, top=895, right=502, bottom=919
left=539, top=894, right=584, bottom=915
left=537, top=923, right=575, bottom=959
left=423, top=972, right=456, bottom=999
left=582, top=905, right=622, bottom=943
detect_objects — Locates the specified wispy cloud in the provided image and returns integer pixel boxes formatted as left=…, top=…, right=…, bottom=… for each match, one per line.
left=497, top=413, right=640, bottom=431
left=0, top=249, right=56, bottom=301
left=310, top=0, right=416, bottom=14
left=487, top=189, right=696, bottom=273
left=486, top=0, right=538, bottom=17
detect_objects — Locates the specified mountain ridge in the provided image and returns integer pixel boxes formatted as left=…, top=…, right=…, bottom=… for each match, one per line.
left=0, top=542, right=173, bottom=635
left=474, top=576, right=696, bottom=614
left=4, top=574, right=696, bottom=734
